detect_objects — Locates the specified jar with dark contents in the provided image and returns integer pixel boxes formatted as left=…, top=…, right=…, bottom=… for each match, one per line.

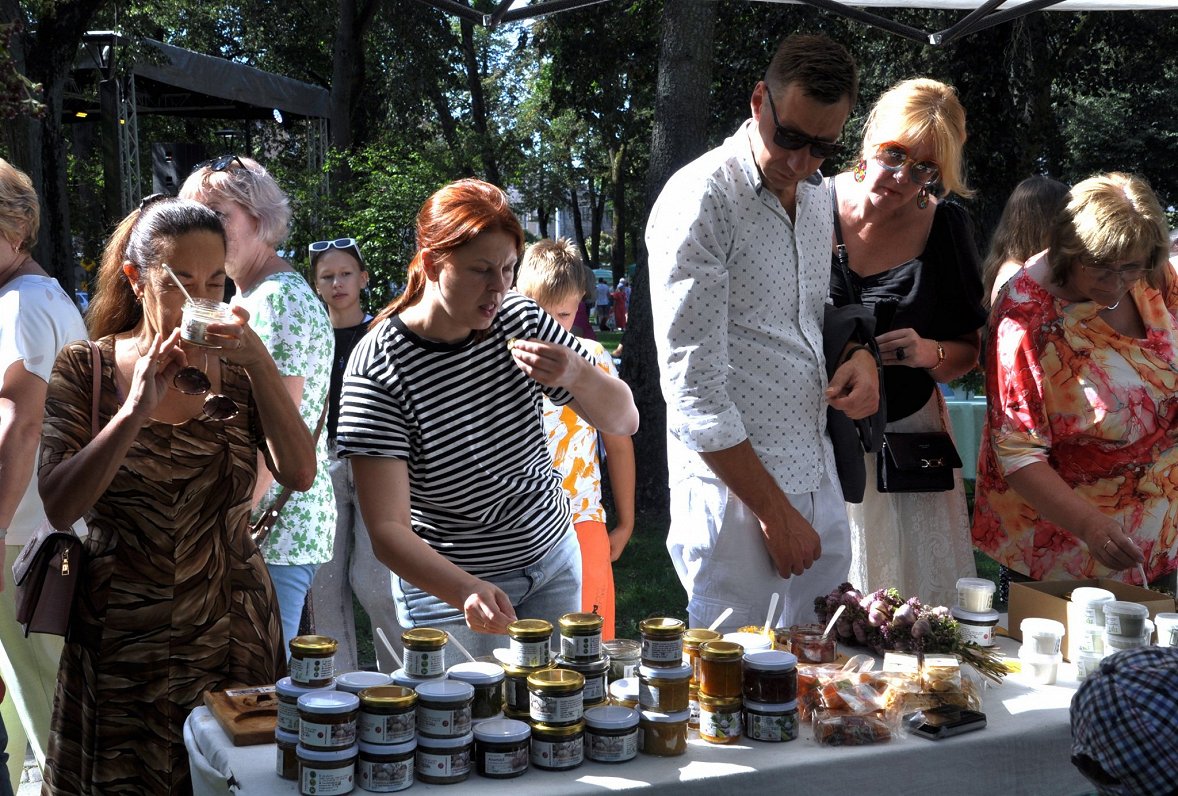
left=502, top=661, right=551, bottom=716
left=276, top=728, right=299, bottom=780
left=742, top=650, right=797, bottom=704
left=415, top=679, right=474, bottom=739
left=638, top=709, right=689, bottom=757
left=357, top=739, right=415, bottom=792
left=358, top=685, right=417, bottom=745
left=297, top=743, right=357, bottom=795
left=277, top=677, right=333, bottom=735
left=507, top=619, right=553, bottom=668
left=297, top=691, right=360, bottom=751
left=446, top=661, right=505, bottom=721
left=554, top=653, right=610, bottom=707
left=473, top=718, right=531, bottom=779
left=682, top=628, right=722, bottom=684
left=584, top=705, right=639, bottom=764
left=559, top=612, right=604, bottom=662
left=530, top=720, right=585, bottom=771
left=638, top=617, right=685, bottom=668
left=697, top=692, right=743, bottom=744
left=698, top=640, right=744, bottom=699
left=638, top=663, right=692, bottom=713
left=603, top=639, right=641, bottom=682
left=415, top=731, right=473, bottom=784
left=527, top=668, right=585, bottom=726
left=335, top=670, right=393, bottom=696
left=788, top=624, right=837, bottom=664
left=743, top=699, right=799, bottom=743
left=401, top=627, right=448, bottom=678
left=289, top=635, right=338, bottom=688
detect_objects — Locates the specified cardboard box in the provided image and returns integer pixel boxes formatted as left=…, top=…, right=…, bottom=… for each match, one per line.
left=1007, top=579, right=1175, bottom=662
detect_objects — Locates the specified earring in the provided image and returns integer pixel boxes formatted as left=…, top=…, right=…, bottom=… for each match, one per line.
left=853, top=159, right=867, bottom=183
left=917, top=186, right=929, bottom=209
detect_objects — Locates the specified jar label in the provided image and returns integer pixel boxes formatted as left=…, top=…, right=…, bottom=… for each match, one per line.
left=586, top=728, right=638, bottom=762
left=745, top=709, right=799, bottom=742
left=482, top=747, right=530, bottom=775
left=358, top=755, right=414, bottom=792
left=418, top=704, right=472, bottom=737
left=1083, top=605, right=1104, bottom=625
left=531, top=736, right=584, bottom=769
left=360, top=709, right=416, bottom=744
left=1105, top=615, right=1126, bottom=635
left=299, top=760, right=355, bottom=795
left=583, top=673, right=606, bottom=703
left=688, top=696, right=700, bottom=727
left=180, top=316, right=212, bottom=346
left=529, top=691, right=583, bottom=724
left=561, top=633, right=602, bottom=659
left=299, top=718, right=357, bottom=749
left=509, top=638, right=550, bottom=668
left=1078, top=629, right=1104, bottom=654
left=289, top=654, right=334, bottom=685
left=404, top=648, right=445, bottom=677
left=505, top=677, right=530, bottom=713
left=700, top=707, right=742, bottom=741
left=416, top=747, right=471, bottom=779
left=642, top=637, right=682, bottom=663
left=276, top=745, right=296, bottom=779
left=277, top=701, right=300, bottom=733
left=957, top=622, right=995, bottom=647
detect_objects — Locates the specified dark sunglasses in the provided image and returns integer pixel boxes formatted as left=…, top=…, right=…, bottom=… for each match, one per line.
left=195, top=154, right=248, bottom=173
left=763, top=87, right=843, bottom=160
left=873, top=142, right=940, bottom=186
left=173, top=364, right=240, bottom=421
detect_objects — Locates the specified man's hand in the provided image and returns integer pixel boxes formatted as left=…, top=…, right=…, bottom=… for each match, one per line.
left=826, top=347, right=879, bottom=420
left=757, top=492, right=822, bottom=578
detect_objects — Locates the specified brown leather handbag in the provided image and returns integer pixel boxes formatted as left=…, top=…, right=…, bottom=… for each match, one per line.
left=11, top=341, right=101, bottom=637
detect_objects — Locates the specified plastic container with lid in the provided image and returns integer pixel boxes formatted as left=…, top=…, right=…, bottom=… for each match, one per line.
left=951, top=606, right=1001, bottom=647
left=638, top=617, right=686, bottom=668
left=506, top=619, right=553, bottom=668
left=1074, top=651, right=1105, bottom=681
left=638, top=709, right=689, bottom=757
left=698, top=641, right=744, bottom=699
left=335, top=670, right=393, bottom=695
left=681, top=628, right=722, bottom=683
left=609, top=676, right=639, bottom=709
left=955, top=577, right=996, bottom=613
left=1018, top=648, right=1062, bottom=685
left=721, top=631, right=773, bottom=655
left=358, top=739, right=415, bottom=792
left=559, top=612, right=604, bottom=662
left=530, top=720, right=585, bottom=770
left=277, top=677, right=334, bottom=734
left=741, top=650, right=798, bottom=704
left=446, top=661, right=505, bottom=720
left=401, top=628, right=448, bottom=678
left=638, top=663, right=692, bottom=713
left=389, top=667, right=439, bottom=691
left=473, top=718, right=531, bottom=779
left=502, top=661, right=551, bottom=715
left=415, top=679, right=474, bottom=738
left=1075, top=625, right=1106, bottom=656
left=289, top=635, right=339, bottom=688
left=298, top=691, right=360, bottom=751
left=603, top=639, right=641, bottom=682
left=527, top=668, right=585, bottom=725
left=743, top=699, right=799, bottom=742
left=584, top=705, right=640, bottom=763
left=555, top=653, right=609, bottom=707
left=1103, top=601, right=1149, bottom=637
left=1070, top=587, right=1117, bottom=626
left=1155, top=612, right=1178, bottom=647
left=415, top=731, right=473, bottom=784
left=276, top=727, right=299, bottom=780
left=786, top=625, right=836, bottom=664
left=297, top=743, right=357, bottom=795
left=358, top=685, right=417, bottom=745
left=1020, top=617, right=1066, bottom=656
left=697, top=692, right=742, bottom=744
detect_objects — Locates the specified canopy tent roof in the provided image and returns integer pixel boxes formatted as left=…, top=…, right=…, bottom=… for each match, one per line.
left=415, top=0, right=1178, bottom=45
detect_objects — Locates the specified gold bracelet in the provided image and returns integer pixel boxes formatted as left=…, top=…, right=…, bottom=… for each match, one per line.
left=930, top=342, right=946, bottom=371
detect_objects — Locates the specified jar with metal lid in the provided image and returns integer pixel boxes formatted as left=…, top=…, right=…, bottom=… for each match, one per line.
left=584, top=705, right=639, bottom=764
left=682, top=628, right=722, bottom=683
left=502, top=660, right=551, bottom=716
left=698, top=692, right=742, bottom=744
left=638, top=709, right=689, bottom=757
left=638, top=663, right=692, bottom=713
left=415, top=731, right=473, bottom=784
left=527, top=668, right=585, bottom=725
left=446, top=661, right=505, bottom=720
left=297, top=743, right=357, bottom=795
left=609, top=676, right=639, bottom=709
left=743, top=699, right=798, bottom=743
left=358, top=685, right=417, bottom=745
left=335, top=670, right=393, bottom=695
left=639, top=617, right=685, bottom=668
left=506, top=619, right=553, bottom=668
left=298, top=691, right=360, bottom=751
left=415, top=679, right=474, bottom=738
left=741, top=650, right=798, bottom=704
left=559, top=612, right=604, bottom=662
left=603, top=639, right=641, bottom=682
left=277, top=677, right=334, bottom=734
left=473, top=718, right=531, bottom=779
left=698, top=641, right=744, bottom=698
left=358, top=739, right=415, bottom=792
left=554, top=653, right=609, bottom=707
left=289, top=635, right=339, bottom=688
left=401, top=628, right=448, bottom=678
left=276, top=728, right=299, bottom=780
left=530, top=720, right=585, bottom=770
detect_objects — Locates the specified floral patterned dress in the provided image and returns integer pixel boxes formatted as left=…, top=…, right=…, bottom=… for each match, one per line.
left=971, top=263, right=1178, bottom=583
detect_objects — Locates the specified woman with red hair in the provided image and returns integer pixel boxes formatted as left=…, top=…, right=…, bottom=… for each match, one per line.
left=335, top=179, right=638, bottom=658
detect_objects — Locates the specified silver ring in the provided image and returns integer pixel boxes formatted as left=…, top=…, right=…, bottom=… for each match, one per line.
left=896, top=347, right=906, bottom=361
left=1104, top=539, right=1115, bottom=552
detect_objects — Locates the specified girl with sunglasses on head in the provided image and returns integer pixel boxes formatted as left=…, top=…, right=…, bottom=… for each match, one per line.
left=38, top=197, right=315, bottom=795
left=335, top=179, right=638, bottom=659
left=827, top=78, right=987, bottom=608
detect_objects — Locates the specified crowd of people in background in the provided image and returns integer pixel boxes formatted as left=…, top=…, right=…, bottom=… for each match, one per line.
left=1, top=25, right=1178, bottom=796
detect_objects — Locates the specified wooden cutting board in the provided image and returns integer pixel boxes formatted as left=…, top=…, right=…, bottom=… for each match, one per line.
left=203, top=685, right=278, bottom=746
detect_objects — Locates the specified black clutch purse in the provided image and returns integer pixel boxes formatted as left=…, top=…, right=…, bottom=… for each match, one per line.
left=877, top=432, right=962, bottom=493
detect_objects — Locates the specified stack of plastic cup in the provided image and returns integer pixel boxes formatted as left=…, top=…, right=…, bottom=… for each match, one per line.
left=1102, top=600, right=1152, bottom=655
left=950, top=578, right=999, bottom=647
left=1018, top=618, right=1065, bottom=685
left=1154, top=612, right=1178, bottom=648
left=1069, top=586, right=1116, bottom=677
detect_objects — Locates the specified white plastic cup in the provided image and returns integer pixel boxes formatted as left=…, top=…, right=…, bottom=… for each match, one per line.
left=1103, top=601, right=1149, bottom=637
left=1104, top=628, right=1149, bottom=653
left=955, top=578, right=996, bottom=613
left=1020, top=617, right=1065, bottom=656
left=1155, top=612, right=1178, bottom=647
left=1074, top=651, right=1105, bottom=681
left=1018, top=647, right=1062, bottom=685
left=1070, top=587, right=1116, bottom=627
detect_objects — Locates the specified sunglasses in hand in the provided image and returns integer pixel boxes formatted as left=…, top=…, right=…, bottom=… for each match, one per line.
left=172, top=359, right=239, bottom=421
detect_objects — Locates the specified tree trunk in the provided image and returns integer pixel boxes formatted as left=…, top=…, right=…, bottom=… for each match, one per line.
left=328, top=0, right=380, bottom=154
left=569, top=183, right=589, bottom=265
left=589, top=176, right=605, bottom=267
left=609, top=144, right=627, bottom=278
left=629, top=0, right=716, bottom=518
left=459, top=16, right=500, bottom=186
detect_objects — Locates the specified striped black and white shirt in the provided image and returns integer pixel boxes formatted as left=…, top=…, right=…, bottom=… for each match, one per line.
left=336, top=292, right=591, bottom=577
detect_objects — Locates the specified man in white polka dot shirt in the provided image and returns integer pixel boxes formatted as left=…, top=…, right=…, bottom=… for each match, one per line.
left=647, top=33, right=880, bottom=632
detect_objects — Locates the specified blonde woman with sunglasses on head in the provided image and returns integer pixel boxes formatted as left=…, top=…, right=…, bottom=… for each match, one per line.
left=38, top=197, right=314, bottom=795
left=827, top=78, right=987, bottom=608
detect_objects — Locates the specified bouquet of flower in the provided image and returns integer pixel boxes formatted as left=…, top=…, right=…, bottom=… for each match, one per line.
left=814, top=582, right=1008, bottom=683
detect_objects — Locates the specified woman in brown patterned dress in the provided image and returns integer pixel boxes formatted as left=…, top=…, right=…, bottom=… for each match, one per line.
left=37, top=197, right=316, bottom=795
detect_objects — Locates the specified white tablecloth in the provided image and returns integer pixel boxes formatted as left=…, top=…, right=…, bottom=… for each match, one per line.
left=186, top=636, right=1090, bottom=795
left=946, top=397, right=987, bottom=481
